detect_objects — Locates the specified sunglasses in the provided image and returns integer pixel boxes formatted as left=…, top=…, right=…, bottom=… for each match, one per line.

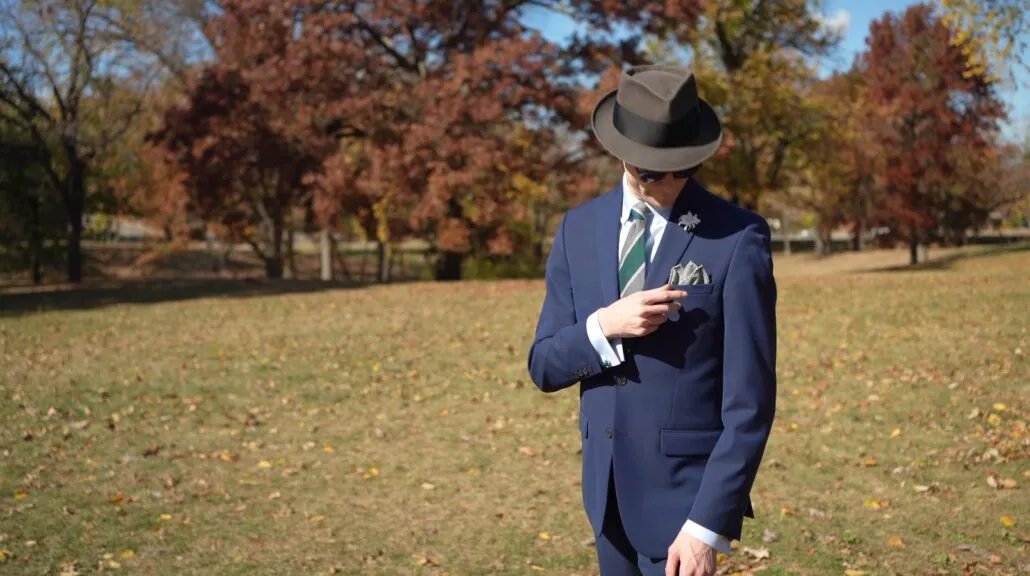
left=632, top=164, right=703, bottom=184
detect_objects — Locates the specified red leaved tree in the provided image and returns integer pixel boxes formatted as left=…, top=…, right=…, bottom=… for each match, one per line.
left=152, top=0, right=706, bottom=280
left=861, top=2, right=1007, bottom=264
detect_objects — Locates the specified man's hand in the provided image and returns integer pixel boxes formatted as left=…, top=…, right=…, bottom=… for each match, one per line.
left=597, top=284, right=687, bottom=339
left=665, top=531, right=717, bottom=576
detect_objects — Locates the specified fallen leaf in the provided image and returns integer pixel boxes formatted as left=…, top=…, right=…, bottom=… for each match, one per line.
left=742, top=547, right=770, bottom=560
left=967, top=408, right=981, bottom=419
left=864, top=499, right=881, bottom=510
left=844, top=570, right=867, bottom=576
left=119, top=550, right=134, bottom=559
left=257, top=460, right=272, bottom=469
left=518, top=446, right=537, bottom=457
left=309, top=515, right=325, bottom=523
left=993, top=403, right=1007, bottom=412
left=538, top=532, right=550, bottom=540
left=762, top=529, right=778, bottom=543
left=110, top=492, right=124, bottom=505
left=890, top=428, right=902, bottom=438
left=987, top=475, right=1000, bottom=489
left=1001, top=478, right=1017, bottom=489
left=1001, top=515, right=1017, bottom=527
left=108, top=560, right=121, bottom=569
left=157, top=514, right=172, bottom=521
left=990, top=555, right=1002, bottom=564
left=888, top=536, right=905, bottom=547
left=0, top=550, right=9, bottom=563
left=13, top=490, right=27, bottom=501
left=411, top=554, right=438, bottom=567
left=914, top=485, right=931, bottom=493
left=862, top=458, right=878, bottom=467
left=421, top=483, right=435, bottom=491
left=987, top=414, right=1002, bottom=427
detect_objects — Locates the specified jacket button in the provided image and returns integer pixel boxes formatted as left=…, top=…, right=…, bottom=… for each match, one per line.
left=614, top=375, right=627, bottom=386
left=605, top=426, right=613, bottom=438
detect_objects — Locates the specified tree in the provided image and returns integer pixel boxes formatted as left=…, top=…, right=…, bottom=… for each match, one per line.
left=153, top=65, right=327, bottom=279
left=799, top=67, right=881, bottom=252
left=0, top=0, right=189, bottom=282
left=152, top=0, right=708, bottom=281
left=862, top=2, right=1007, bottom=264
left=0, top=120, right=63, bottom=284
left=938, top=0, right=1029, bottom=83
left=642, top=0, right=843, bottom=211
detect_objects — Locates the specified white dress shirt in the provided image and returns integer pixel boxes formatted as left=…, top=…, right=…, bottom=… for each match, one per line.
left=584, top=171, right=733, bottom=555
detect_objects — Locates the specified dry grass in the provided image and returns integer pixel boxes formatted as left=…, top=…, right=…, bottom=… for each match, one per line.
left=1, top=245, right=1029, bottom=575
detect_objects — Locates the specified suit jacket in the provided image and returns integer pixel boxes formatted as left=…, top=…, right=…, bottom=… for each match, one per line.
left=527, top=178, right=777, bottom=559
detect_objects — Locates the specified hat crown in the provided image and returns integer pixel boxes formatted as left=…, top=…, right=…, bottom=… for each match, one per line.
left=615, top=66, right=700, bottom=124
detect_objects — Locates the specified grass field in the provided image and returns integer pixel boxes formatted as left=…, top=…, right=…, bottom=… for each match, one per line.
left=1, top=246, right=1029, bottom=575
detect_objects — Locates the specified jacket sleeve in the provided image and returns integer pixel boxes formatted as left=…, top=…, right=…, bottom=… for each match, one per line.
left=527, top=212, right=607, bottom=393
left=687, top=221, right=777, bottom=537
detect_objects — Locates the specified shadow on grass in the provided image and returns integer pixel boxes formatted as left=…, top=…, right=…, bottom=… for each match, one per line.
left=872, top=241, right=1030, bottom=273
left=0, top=277, right=415, bottom=318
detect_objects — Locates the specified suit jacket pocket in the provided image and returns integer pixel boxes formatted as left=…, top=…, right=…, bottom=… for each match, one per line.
left=673, top=283, right=716, bottom=295
left=660, top=428, right=723, bottom=456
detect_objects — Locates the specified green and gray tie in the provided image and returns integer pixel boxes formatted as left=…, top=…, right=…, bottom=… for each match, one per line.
left=618, top=202, right=648, bottom=297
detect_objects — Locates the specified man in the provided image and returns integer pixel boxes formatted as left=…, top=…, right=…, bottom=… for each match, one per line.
left=527, top=65, right=777, bottom=576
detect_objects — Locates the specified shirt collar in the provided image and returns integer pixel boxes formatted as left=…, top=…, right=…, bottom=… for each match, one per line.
left=621, top=170, right=672, bottom=223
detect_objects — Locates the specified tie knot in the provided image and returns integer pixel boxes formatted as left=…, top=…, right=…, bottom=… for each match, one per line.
left=629, top=202, right=648, bottom=222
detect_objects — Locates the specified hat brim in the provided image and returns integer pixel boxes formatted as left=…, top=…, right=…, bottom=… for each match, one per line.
left=590, top=89, right=723, bottom=172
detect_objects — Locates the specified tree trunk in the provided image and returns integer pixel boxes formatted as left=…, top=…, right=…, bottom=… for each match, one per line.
left=30, top=196, right=43, bottom=285
left=65, top=159, right=87, bottom=283
left=284, top=228, right=296, bottom=279
left=264, top=214, right=285, bottom=279
left=435, top=250, right=463, bottom=281
left=320, top=228, right=333, bottom=281
left=782, top=212, right=791, bottom=256
left=377, top=241, right=392, bottom=283
left=852, top=220, right=863, bottom=252
left=814, top=235, right=825, bottom=256
left=909, top=232, right=920, bottom=265
left=435, top=198, right=465, bottom=281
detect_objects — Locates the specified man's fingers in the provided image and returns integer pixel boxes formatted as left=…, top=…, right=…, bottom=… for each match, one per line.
left=640, top=287, right=687, bottom=304
left=643, top=302, right=681, bottom=316
left=664, top=548, right=679, bottom=576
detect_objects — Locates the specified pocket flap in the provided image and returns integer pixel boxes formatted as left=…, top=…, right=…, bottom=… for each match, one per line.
left=660, top=428, right=722, bottom=456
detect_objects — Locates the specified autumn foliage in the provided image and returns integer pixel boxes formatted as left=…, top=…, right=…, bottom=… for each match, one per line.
left=151, top=0, right=706, bottom=279
left=861, top=3, right=1007, bottom=262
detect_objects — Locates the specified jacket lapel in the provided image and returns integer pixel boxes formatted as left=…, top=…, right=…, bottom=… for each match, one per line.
left=595, top=185, right=622, bottom=306
left=644, top=181, right=699, bottom=290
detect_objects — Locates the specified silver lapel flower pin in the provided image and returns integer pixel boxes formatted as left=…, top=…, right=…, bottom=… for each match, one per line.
left=677, top=212, right=700, bottom=232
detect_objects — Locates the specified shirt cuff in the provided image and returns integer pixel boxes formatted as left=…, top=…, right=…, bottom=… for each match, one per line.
left=682, top=520, right=732, bottom=555
left=586, top=309, right=623, bottom=368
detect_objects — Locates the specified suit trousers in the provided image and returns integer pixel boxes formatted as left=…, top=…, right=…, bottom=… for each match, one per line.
left=596, top=463, right=667, bottom=576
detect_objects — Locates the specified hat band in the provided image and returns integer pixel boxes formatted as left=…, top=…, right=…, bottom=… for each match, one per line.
left=612, top=102, right=699, bottom=148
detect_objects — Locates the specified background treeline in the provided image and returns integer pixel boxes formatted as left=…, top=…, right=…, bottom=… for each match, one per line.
left=2, top=0, right=1029, bottom=285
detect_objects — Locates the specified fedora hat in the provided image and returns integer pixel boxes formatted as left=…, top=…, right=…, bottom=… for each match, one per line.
left=591, top=65, right=722, bottom=172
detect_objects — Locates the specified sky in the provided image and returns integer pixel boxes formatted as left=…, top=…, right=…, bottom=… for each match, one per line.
left=522, top=1, right=1029, bottom=142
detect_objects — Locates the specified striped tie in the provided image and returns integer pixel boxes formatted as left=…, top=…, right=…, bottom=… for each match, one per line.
left=619, top=202, right=648, bottom=297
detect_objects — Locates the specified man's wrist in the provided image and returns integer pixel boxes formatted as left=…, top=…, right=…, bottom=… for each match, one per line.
left=597, top=306, right=613, bottom=339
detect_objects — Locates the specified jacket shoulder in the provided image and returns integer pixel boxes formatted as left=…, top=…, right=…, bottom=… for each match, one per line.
left=695, top=183, right=771, bottom=237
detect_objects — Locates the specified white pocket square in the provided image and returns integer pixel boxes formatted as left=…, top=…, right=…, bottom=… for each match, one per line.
left=669, top=261, right=711, bottom=285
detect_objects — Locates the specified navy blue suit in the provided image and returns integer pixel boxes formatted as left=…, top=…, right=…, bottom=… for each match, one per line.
left=527, top=178, right=777, bottom=568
